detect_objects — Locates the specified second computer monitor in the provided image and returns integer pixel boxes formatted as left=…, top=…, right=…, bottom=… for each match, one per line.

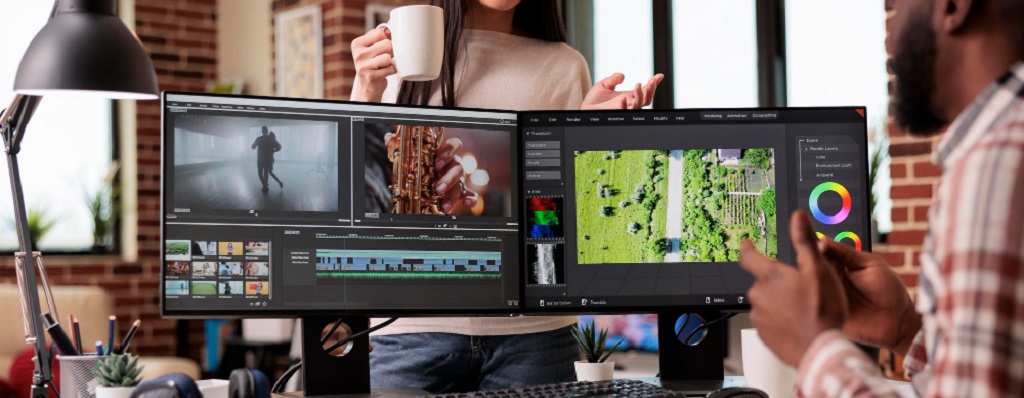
left=520, top=108, right=870, bottom=313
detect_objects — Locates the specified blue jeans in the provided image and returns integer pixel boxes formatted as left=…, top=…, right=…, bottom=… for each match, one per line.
left=370, top=327, right=578, bottom=393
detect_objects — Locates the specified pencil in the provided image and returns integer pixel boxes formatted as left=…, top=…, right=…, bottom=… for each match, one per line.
left=107, top=315, right=116, bottom=355
left=115, top=320, right=141, bottom=354
left=71, top=315, right=82, bottom=354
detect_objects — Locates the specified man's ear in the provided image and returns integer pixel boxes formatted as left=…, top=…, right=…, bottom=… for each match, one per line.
left=940, top=0, right=976, bottom=33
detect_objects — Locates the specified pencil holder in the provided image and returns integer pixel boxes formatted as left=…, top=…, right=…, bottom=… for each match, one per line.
left=57, top=355, right=108, bottom=398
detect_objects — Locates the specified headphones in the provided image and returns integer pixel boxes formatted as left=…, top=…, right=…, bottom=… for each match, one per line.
left=129, top=373, right=201, bottom=398
left=229, top=368, right=270, bottom=398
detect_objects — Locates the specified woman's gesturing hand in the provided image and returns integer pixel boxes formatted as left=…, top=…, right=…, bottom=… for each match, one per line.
left=582, top=73, right=665, bottom=110
left=351, top=26, right=397, bottom=103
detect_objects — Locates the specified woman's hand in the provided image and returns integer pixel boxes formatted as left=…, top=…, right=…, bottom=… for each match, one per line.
left=582, top=73, right=665, bottom=110
left=351, top=27, right=397, bottom=103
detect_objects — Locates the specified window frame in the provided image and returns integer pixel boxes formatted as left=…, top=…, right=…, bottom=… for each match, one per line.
left=565, top=0, right=789, bottom=109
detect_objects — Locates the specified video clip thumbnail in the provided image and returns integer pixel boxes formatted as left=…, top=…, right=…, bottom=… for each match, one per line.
left=363, top=123, right=512, bottom=217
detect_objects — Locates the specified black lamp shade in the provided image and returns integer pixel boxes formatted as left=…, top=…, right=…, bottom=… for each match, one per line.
left=14, top=0, right=158, bottom=99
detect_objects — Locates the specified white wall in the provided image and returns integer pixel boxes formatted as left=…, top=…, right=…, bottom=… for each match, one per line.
left=217, top=0, right=274, bottom=96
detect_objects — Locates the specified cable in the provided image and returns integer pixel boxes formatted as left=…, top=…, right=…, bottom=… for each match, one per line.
left=48, top=381, right=61, bottom=398
left=320, top=318, right=344, bottom=345
left=271, top=317, right=398, bottom=394
left=682, top=312, right=736, bottom=346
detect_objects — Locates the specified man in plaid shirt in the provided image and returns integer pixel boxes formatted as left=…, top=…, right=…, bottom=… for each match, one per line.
left=739, top=0, right=1024, bottom=396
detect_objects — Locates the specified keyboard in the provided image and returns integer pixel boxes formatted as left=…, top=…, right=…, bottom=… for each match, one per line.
left=420, top=379, right=687, bottom=397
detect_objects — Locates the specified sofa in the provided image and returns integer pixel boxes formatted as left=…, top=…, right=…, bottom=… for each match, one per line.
left=0, top=284, right=200, bottom=396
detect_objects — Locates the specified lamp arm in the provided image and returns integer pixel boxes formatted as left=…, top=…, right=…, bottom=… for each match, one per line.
left=1, top=93, right=54, bottom=398
left=1, top=94, right=42, bottom=156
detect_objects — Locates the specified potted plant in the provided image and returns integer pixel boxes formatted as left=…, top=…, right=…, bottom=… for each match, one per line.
left=571, top=320, right=624, bottom=382
left=93, top=353, right=144, bottom=398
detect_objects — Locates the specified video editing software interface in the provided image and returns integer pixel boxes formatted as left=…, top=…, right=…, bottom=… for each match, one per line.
left=162, top=93, right=521, bottom=315
left=520, top=108, right=870, bottom=311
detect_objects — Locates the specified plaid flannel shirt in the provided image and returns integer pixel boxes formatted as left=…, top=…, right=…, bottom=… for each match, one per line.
left=797, top=61, right=1024, bottom=397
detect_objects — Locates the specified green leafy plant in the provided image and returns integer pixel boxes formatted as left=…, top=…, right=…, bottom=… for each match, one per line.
left=84, top=162, right=121, bottom=252
left=93, top=353, right=144, bottom=387
left=9, top=209, right=59, bottom=249
left=571, top=320, right=624, bottom=364
left=867, top=131, right=889, bottom=220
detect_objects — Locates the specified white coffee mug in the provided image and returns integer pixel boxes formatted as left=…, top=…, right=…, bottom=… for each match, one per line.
left=378, top=5, right=444, bottom=82
left=741, top=328, right=798, bottom=398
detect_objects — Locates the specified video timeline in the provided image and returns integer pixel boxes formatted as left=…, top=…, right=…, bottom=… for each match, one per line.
left=316, top=249, right=501, bottom=280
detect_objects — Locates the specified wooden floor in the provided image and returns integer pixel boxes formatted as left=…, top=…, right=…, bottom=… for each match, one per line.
left=173, top=160, right=339, bottom=212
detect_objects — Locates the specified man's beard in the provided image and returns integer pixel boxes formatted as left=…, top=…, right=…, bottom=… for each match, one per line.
left=891, top=7, right=948, bottom=136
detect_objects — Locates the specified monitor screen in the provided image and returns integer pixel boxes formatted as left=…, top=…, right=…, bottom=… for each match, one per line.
left=161, top=93, right=521, bottom=316
left=520, top=108, right=870, bottom=313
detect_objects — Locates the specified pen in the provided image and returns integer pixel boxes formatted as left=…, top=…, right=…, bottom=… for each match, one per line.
left=72, top=315, right=82, bottom=354
left=107, top=315, right=116, bottom=355
left=115, top=320, right=141, bottom=354
left=41, top=313, right=80, bottom=356
left=95, top=340, right=103, bottom=356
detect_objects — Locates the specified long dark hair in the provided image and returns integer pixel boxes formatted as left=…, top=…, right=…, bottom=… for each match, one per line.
left=395, top=0, right=567, bottom=107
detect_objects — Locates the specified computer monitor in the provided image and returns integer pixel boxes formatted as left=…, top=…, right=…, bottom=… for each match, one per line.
left=519, top=107, right=870, bottom=391
left=160, top=92, right=522, bottom=317
left=518, top=108, right=871, bottom=311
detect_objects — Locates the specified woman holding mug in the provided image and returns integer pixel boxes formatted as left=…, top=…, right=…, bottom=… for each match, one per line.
left=351, top=0, right=663, bottom=393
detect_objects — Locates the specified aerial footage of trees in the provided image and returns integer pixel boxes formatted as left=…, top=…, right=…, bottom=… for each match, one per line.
left=575, top=147, right=776, bottom=265
left=681, top=149, right=777, bottom=262
left=575, top=150, right=669, bottom=264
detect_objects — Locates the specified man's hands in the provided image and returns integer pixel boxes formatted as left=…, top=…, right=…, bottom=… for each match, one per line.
left=582, top=73, right=664, bottom=109
left=818, top=237, right=921, bottom=355
left=739, top=211, right=848, bottom=366
left=384, top=133, right=478, bottom=214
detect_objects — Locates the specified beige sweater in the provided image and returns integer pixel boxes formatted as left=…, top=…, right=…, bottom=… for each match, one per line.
left=354, top=29, right=590, bottom=335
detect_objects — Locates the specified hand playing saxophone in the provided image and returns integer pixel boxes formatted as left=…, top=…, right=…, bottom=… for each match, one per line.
left=385, top=132, right=479, bottom=214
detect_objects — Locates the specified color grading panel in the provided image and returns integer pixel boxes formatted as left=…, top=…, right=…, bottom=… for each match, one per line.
left=796, top=135, right=866, bottom=251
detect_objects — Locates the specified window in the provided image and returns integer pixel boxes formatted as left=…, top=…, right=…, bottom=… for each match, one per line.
left=672, top=0, right=759, bottom=107
left=592, top=0, right=655, bottom=91
left=785, top=0, right=892, bottom=232
left=0, top=1, right=116, bottom=252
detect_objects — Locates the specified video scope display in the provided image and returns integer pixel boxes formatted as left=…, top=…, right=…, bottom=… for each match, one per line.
left=521, top=109, right=870, bottom=312
left=162, top=93, right=521, bottom=316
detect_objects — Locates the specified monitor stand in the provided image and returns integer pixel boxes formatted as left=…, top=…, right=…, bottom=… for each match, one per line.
left=653, top=311, right=744, bottom=395
left=278, top=316, right=426, bottom=398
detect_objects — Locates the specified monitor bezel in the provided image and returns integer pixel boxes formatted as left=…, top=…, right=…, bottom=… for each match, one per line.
left=160, top=91, right=524, bottom=318
left=515, top=106, right=871, bottom=315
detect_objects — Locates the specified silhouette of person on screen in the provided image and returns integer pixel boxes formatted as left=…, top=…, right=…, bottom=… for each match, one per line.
left=251, top=126, right=282, bottom=192
left=267, top=132, right=284, bottom=189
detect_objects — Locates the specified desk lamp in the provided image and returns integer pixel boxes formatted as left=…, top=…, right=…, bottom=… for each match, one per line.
left=2, top=1, right=157, bottom=397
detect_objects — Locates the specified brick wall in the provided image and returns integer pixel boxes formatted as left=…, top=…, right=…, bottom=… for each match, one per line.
left=880, top=0, right=934, bottom=294
left=0, top=0, right=216, bottom=357
left=271, top=0, right=424, bottom=99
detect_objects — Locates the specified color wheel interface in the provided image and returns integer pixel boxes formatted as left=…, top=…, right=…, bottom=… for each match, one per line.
left=798, top=136, right=866, bottom=252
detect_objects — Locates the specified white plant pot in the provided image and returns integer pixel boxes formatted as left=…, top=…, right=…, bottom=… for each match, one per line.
left=95, top=386, right=135, bottom=398
left=574, top=361, right=615, bottom=382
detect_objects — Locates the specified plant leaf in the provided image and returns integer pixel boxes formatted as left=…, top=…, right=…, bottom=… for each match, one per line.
left=598, top=337, right=626, bottom=363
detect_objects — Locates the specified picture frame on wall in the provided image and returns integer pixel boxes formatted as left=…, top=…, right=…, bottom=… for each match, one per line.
left=365, top=4, right=397, bottom=32
left=275, top=5, right=324, bottom=99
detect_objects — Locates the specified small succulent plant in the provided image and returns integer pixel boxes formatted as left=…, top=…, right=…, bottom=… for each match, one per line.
left=572, top=320, right=624, bottom=363
left=93, top=353, right=144, bottom=387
